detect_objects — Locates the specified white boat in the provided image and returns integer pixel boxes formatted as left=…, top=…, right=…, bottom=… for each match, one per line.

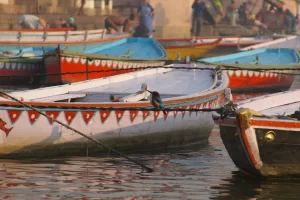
left=0, top=28, right=128, bottom=45
left=240, top=35, right=300, bottom=51
left=214, top=89, right=300, bottom=177
left=0, top=64, right=229, bottom=157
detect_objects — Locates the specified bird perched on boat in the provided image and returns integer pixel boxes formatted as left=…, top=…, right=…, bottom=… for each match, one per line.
left=147, top=90, right=167, bottom=115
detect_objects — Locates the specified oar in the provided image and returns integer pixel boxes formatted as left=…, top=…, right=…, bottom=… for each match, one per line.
left=0, top=91, right=154, bottom=173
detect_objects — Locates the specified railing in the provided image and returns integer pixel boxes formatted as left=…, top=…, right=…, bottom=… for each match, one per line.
left=1, top=0, right=114, bottom=11
left=0, top=29, right=107, bottom=43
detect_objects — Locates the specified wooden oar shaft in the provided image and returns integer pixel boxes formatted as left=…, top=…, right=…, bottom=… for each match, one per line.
left=0, top=91, right=154, bottom=173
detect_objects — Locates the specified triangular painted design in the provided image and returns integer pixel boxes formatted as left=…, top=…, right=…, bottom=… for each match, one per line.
left=115, top=110, right=125, bottom=122
left=196, top=104, right=202, bottom=116
left=100, top=110, right=110, bottom=123
left=27, top=110, right=40, bottom=124
left=7, top=110, right=22, bottom=124
left=130, top=110, right=138, bottom=122
left=143, top=111, right=150, bottom=120
left=64, top=111, right=77, bottom=125
left=45, top=111, right=60, bottom=125
left=81, top=111, right=95, bottom=124
left=153, top=111, right=160, bottom=121
left=164, top=111, right=169, bottom=121
left=181, top=106, right=187, bottom=118
left=189, top=105, right=195, bottom=116
left=173, top=107, right=178, bottom=119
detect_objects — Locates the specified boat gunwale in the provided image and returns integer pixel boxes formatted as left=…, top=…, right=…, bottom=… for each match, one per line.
left=2, top=66, right=228, bottom=109
left=58, top=38, right=168, bottom=61
left=158, top=38, right=222, bottom=49
left=199, top=48, right=300, bottom=66
left=0, top=35, right=127, bottom=45
left=239, top=35, right=297, bottom=51
left=0, top=27, right=74, bottom=32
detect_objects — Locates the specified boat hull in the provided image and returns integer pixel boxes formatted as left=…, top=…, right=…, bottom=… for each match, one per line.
left=226, top=69, right=295, bottom=92
left=0, top=96, right=222, bottom=157
left=158, top=38, right=221, bottom=60
left=217, top=108, right=300, bottom=177
left=44, top=54, right=166, bottom=85
left=0, top=59, right=43, bottom=85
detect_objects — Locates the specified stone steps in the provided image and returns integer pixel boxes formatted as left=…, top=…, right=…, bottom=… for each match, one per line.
left=0, top=3, right=136, bottom=30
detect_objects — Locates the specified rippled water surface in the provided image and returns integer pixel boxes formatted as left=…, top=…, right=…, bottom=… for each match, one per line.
left=1, top=131, right=300, bottom=200
left=1, top=78, right=300, bottom=200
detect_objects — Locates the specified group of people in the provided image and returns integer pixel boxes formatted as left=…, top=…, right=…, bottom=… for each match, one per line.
left=18, top=0, right=300, bottom=38
left=19, top=15, right=78, bottom=31
left=104, top=0, right=154, bottom=38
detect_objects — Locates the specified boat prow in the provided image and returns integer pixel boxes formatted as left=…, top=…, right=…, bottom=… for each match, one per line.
left=0, top=64, right=229, bottom=157
left=214, top=89, right=300, bottom=177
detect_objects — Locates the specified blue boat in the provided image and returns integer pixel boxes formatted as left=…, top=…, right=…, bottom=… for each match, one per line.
left=44, top=37, right=168, bottom=85
left=0, top=46, right=58, bottom=86
left=199, top=48, right=299, bottom=92
left=0, top=37, right=167, bottom=86
left=60, top=37, right=167, bottom=59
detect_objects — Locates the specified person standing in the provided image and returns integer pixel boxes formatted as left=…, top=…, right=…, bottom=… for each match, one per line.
left=191, top=0, right=206, bottom=42
left=137, top=0, right=155, bottom=38
left=78, top=0, right=86, bottom=16
left=227, top=0, right=237, bottom=26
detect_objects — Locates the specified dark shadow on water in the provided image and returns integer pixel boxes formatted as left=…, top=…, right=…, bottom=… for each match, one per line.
left=210, top=170, right=300, bottom=200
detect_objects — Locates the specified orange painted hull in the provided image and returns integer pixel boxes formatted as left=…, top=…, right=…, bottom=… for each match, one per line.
left=44, top=53, right=165, bottom=85
left=226, top=70, right=295, bottom=92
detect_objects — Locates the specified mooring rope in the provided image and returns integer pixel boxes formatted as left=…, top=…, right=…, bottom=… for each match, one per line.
left=0, top=90, right=154, bottom=173
left=0, top=65, right=299, bottom=80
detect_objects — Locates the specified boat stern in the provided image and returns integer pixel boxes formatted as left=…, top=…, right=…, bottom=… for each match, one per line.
left=215, top=108, right=263, bottom=176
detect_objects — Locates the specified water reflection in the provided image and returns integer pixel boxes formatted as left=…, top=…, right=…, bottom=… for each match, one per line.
left=1, top=130, right=300, bottom=199
left=1, top=91, right=300, bottom=199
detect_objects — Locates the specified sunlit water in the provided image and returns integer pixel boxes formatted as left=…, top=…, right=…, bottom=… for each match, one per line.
left=0, top=75, right=299, bottom=200
left=0, top=130, right=299, bottom=200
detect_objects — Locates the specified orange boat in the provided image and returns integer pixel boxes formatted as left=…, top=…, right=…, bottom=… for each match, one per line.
left=157, top=38, right=221, bottom=59
left=200, top=48, right=297, bottom=93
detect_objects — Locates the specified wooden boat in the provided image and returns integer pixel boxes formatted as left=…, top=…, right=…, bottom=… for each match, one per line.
left=0, top=28, right=128, bottom=45
left=196, top=36, right=271, bottom=48
left=240, top=36, right=300, bottom=51
left=0, top=27, right=73, bottom=32
left=44, top=37, right=168, bottom=85
left=0, top=64, right=229, bottom=157
left=157, top=38, right=221, bottom=59
left=214, top=89, right=300, bottom=177
left=199, top=48, right=298, bottom=93
left=0, top=46, right=57, bottom=85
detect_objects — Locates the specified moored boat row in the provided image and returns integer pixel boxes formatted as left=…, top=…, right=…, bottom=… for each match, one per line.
left=0, top=26, right=300, bottom=178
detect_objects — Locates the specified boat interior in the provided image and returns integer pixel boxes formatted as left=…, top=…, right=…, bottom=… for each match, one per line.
left=201, top=48, right=299, bottom=65
left=158, top=38, right=219, bottom=47
left=9, top=65, right=225, bottom=104
left=74, top=37, right=166, bottom=59
left=0, top=46, right=57, bottom=58
left=240, top=36, right=299, bottom=51
left=236, top=90, right=300, bottom=121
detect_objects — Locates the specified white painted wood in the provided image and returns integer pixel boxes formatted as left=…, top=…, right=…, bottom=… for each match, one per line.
left=0, top=64, right=229, bottom=155
left=31, top=94, right=86, bottom=102
left=0, top=29, right=114, bottom=43
left=237, top=89, right=300, bottom=112
left=240, top=36, right=298, bottom=51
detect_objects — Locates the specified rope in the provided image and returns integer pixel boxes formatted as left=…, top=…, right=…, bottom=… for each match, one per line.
left=0, top=90, right=154, bottom=173
left=0, top=101, right=222, bottom=112
left=0, top=65, right=300, bottom=79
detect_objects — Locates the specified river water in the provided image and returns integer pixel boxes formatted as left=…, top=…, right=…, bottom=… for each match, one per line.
left=2, top=130, right=300, bottom=200
left=1, top=70, right=300, bottom=200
